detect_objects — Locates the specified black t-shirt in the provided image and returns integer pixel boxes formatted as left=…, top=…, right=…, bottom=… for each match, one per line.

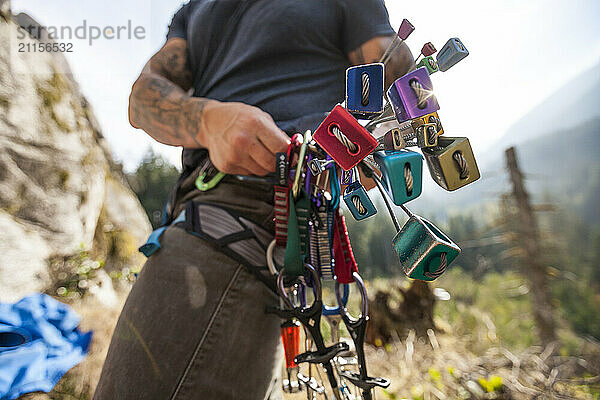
left=166, top=0, right=394, bottom=171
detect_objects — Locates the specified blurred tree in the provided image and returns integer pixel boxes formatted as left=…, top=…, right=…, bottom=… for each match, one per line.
left=127, top=149, right=180, bottom=228
left=505, top=146, right=557, bottom=346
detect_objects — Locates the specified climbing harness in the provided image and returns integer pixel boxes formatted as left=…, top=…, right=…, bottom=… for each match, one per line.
left=140, top=201, right=279, bottom=294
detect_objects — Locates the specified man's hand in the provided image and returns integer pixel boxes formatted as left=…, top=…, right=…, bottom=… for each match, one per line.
left=129, top=38, right=289, bottom=176
left=198, top=101, right=290, bottom=176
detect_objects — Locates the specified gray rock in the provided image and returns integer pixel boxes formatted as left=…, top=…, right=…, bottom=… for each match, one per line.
left=0, top=0, right=9, bottom=18
left=0, top=14, right=151, bottom=302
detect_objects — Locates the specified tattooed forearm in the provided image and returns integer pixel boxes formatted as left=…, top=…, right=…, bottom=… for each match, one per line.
left=130, top=74, right=191, bottom=146
left=129, top=38, right=208, bottom=148
left=182, top=97, right=208, bottom=147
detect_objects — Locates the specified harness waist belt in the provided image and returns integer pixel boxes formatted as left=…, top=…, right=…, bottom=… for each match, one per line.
left=139, top=201, right=281, bottom=294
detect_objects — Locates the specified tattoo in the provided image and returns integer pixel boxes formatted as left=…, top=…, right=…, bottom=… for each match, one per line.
left=132, top=77, right=187, bottom=142
left=147, top=79, right=176, bottom=98
left=184, top=99, right=209, bottom=147
left=130, top=39, right=205, bottom=147
left=150, top=41, right=193, bottom=90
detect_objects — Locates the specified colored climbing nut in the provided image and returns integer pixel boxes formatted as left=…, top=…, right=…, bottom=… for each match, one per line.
left=343, top=181, right=377, bottom=221
left=436, top=37, right=469, bottom=72
left=421, top=42, right=437, bottom=57
left=387, top=67, right=440, bottom=123
left=422, top=137, right=480, bottom=191
left=392, top=214, right=460, bottom=281
left=411, top=112, right=444, bottom=136
left=416, top=55, right=439, bottom=74
left=313, top=105, right=378, bottom=171
left=415, top=123, right=439, bottom=148
left=346, top=63, right=385, bottom=116
left=373, top=150, right=423, bottom=206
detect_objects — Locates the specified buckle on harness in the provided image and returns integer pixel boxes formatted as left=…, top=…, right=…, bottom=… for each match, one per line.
left=138, top=211, right=187, bottom=257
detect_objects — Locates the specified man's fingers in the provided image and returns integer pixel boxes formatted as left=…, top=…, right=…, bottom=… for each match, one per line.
left=224, top=166, right=254, bottom=176
left=244, top=157, right=271, bottom=176
left=249, top=138, right=277, bottom=172
left=256, top=118, right=290, bottom=154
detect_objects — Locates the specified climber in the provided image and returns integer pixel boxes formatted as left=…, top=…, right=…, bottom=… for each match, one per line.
left=93, top=1, right=415, bottom=399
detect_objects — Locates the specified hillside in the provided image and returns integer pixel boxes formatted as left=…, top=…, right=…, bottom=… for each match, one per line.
left=512, top=118, right=600, bottom=223
left=497, top=62, right=600, bottom=148
left=416, top=63, right=600, bottom=225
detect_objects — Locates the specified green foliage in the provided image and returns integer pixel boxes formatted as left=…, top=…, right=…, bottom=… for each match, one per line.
left=347, top=180, right=599, bottom=342
left=46, top=242, right=138, bottom=301
left=553, top=279, right=600, bottom=340
left=46, top=247, right=104, bottom=300
left=58, top=169, right=70, bottom=190
left=435, top=268, right=537, bottom=349
left=428, top=368, right=441, bottom=384
left=127, top=149, right=180, bottom=228
left=541, top=210, right=600, bottom=339
left=410, top=385, right=425, bottom=400
left=381, top=389, right=398, bottom=399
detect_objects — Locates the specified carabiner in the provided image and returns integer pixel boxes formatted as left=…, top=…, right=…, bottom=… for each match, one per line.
left=195, top=161, right=226, bottom=192
left=322, top=283, right=349, bottom=316
left=335, top=272, right=390, bottom=399
left=275, top=264, right=348, bottom=399
left=292, top=130, right=312, bottom=199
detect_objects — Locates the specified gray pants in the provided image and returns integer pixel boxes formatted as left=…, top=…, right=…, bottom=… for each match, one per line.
left=94, top=181, right=284, bottom=400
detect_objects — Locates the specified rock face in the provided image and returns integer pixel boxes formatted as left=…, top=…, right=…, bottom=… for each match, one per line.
left=0, top=6, right=151, bottom=302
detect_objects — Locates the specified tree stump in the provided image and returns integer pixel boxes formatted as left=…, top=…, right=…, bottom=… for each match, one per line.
left=366, top=280, right=436, bottom=346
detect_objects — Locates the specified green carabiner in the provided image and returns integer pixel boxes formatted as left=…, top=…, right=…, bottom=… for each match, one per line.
left=195, top=170, right=226, bottom=191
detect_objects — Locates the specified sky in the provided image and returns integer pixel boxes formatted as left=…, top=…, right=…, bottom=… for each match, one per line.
left=11, top=0, right=600, bottom=172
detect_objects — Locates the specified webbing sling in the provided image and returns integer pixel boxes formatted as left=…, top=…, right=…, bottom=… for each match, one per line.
left=283, top=197, right=302, bottom=277
left=283, top=190, right=310, bottom=278
left=139, top=202, right=280, bottom=294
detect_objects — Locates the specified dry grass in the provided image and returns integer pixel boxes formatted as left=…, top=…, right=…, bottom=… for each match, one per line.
left=13, top=282, right=600, bottom=400
left=282, top=329, right=600, bottom=400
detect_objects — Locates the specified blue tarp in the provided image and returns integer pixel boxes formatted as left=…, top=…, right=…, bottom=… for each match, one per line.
left=0, top=294, right=92, bottom=400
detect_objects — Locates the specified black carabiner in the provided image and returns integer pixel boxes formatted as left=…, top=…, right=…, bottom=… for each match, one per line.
left=275, top=264, right=348, bottom=400
left=335, top=272, right=390, bottom=399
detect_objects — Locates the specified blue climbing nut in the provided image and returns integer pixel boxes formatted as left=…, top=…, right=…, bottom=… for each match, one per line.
left=345, top=63, right=385, bottom=117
